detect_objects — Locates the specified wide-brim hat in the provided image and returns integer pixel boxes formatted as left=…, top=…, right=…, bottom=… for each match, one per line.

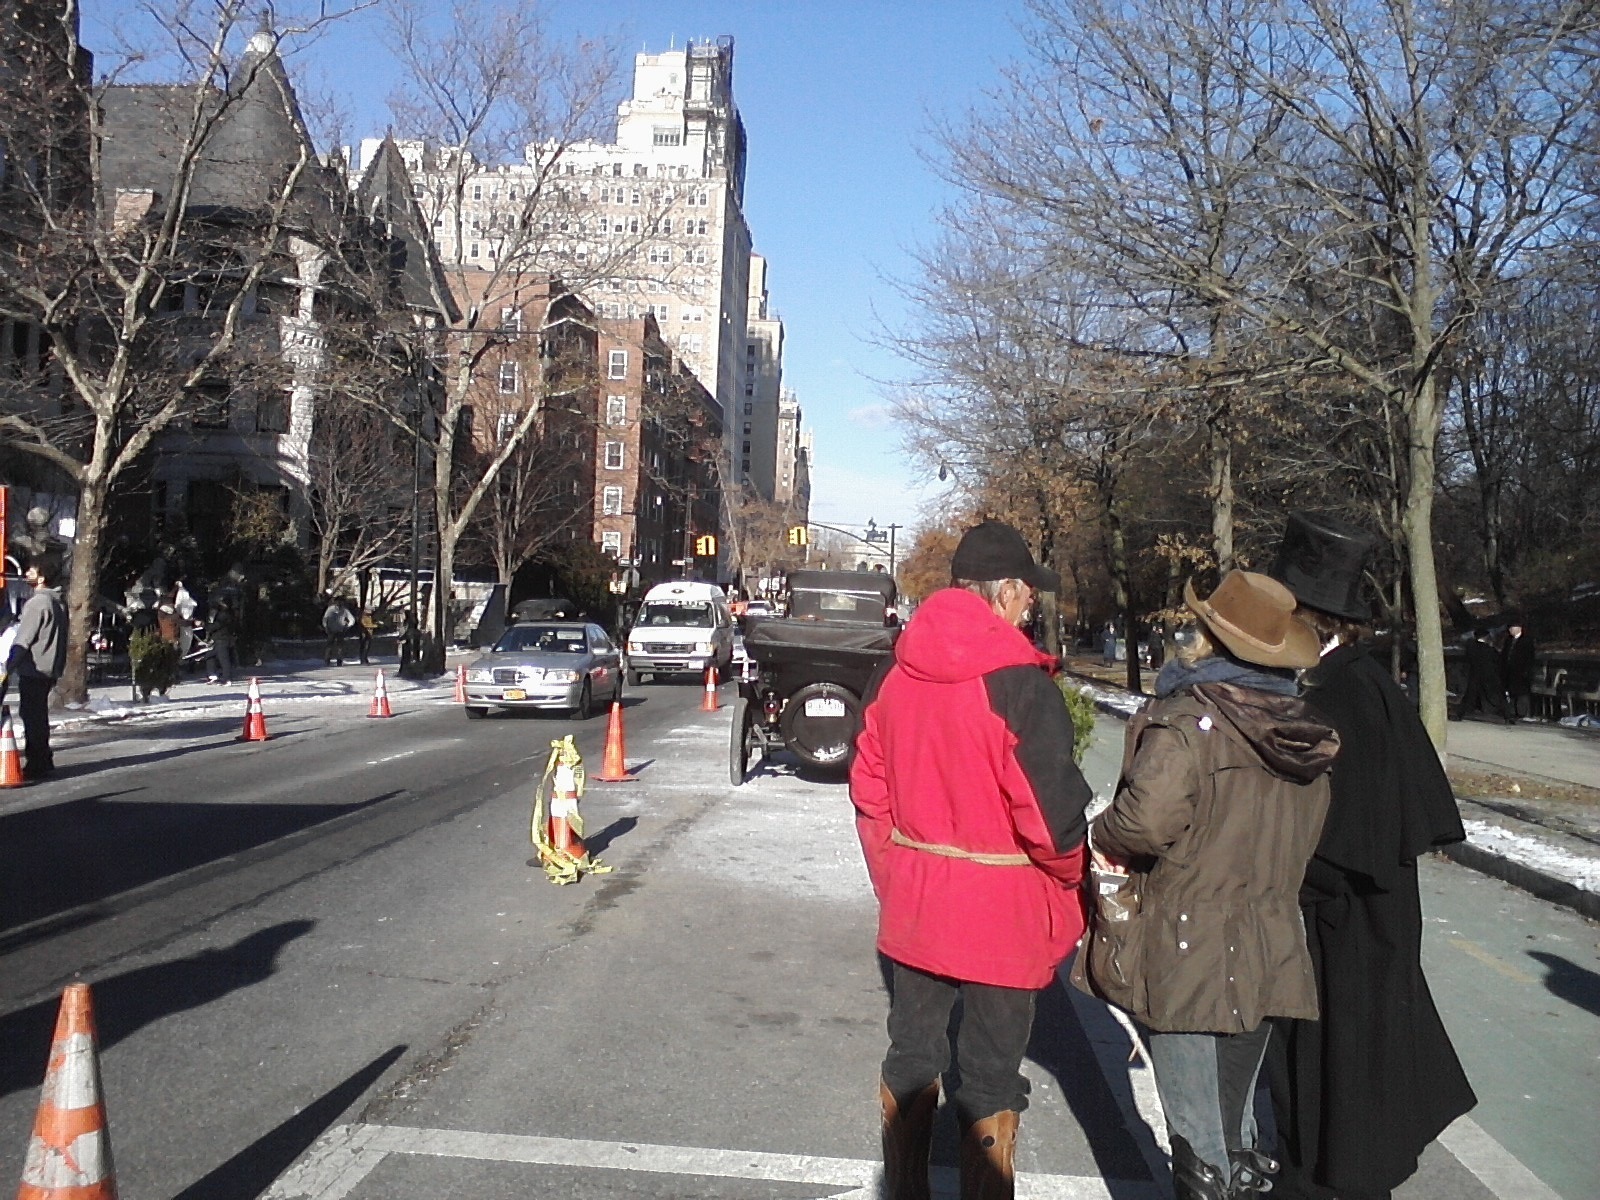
left=1184, top=571, right=1322, bottom=669
left=1270, top=511, right=1380, bottom=623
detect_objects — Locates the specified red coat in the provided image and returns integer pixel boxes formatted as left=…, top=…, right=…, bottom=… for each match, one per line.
left=850, top=588, right=1091, bottom=988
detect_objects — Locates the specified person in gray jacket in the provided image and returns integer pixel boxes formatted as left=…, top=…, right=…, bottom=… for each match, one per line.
left=7, top=551, right=68, bottom=779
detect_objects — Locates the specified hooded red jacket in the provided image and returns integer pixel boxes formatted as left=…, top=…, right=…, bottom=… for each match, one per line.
left=850, top=587, right=1091, bottom=988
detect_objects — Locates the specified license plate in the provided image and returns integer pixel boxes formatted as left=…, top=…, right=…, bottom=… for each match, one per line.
left=503, top=688, right=527, bottom=701
left=804, top=697, right=846, bottom=718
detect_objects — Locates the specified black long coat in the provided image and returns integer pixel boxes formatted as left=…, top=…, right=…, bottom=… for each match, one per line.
left=1266, top=644, right=1476, bottom=1199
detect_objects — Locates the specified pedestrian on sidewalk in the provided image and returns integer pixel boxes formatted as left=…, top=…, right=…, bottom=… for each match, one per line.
left=1455, top=626, right=1512, bottom=723
left=322, top=595, right=354, bottom=666
left=1499, top=618, right=1537, bottom=720
left=205, top=599, right=237, bottom=685
left=357, top=608, right=377, bottom=665
left=1266, top=512, right=1476, bottom=1200
left=851, top=520, right=1093, bottom=1200
left=5, top=551, right=68, bottom=780
left=1086, top=570, right=1338, bottom=1200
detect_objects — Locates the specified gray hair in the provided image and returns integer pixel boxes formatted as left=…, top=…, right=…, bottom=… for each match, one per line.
left=953, top=577, right=1023, bottom=605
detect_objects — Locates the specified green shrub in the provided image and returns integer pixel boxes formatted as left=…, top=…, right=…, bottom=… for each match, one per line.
left=130, top=630, right=180, bottom=700
left=1056, top=677, right=1098, bottom=764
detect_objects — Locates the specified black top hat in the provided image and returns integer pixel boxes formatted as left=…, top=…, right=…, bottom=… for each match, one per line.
left=1269, top=511, right=1380, bottom=622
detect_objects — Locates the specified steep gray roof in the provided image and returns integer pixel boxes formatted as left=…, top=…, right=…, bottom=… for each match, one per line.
left=99, top=32, right=337, bottom=225
left=354, top=136, right=461, bottom=322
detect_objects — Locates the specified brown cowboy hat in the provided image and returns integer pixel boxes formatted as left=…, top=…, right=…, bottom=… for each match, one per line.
left=1184, top=571, right=1321, bottom=669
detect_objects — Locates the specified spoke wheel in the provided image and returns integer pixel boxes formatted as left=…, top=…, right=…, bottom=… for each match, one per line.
left=729, top=694, right=754, bottom=786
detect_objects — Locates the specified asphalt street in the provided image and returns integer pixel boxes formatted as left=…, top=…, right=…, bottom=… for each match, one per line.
left=0, top=690, right=1594, bottom=1199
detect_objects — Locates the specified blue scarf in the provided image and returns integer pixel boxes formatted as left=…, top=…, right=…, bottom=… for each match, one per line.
left=1154, top=653, right=1301, bottom=699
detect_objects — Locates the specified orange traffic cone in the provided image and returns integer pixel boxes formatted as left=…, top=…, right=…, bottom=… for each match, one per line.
left=701, top=665, right=720, bottom=712
left=592, top=701, right=633, bottom=782
left=367, top=669, right=393, bottom=719
left=453, top=664, right=467, bottom=705
left=17, top=983, right=118, bottom=1200
left=531, top=736, right=612, bottom=885
left=548, top=756, right=584, bottom=860
left=0, top=708, right=24, bottom=788
left=240, top=678, right=269, bottom=742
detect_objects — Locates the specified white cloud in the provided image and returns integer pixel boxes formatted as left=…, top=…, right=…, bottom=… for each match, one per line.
left=846, top=403, right=894, bottom=431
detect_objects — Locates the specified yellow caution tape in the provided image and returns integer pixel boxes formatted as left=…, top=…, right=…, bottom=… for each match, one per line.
left=530, top=736, right=613, bottom=885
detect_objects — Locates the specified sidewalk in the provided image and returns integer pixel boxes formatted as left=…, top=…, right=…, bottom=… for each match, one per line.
left=1063, top=655, right=1600, bottom=921
left=41, top=651, right=472, bottom=739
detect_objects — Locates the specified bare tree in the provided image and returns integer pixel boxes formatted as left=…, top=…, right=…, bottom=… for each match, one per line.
left=0, top=1, right=371, bottom=703
left=305, top=392, right=411, bottom=597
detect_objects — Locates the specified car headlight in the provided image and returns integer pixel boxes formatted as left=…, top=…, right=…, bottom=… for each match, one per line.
left=466, top=668, right=492, bottom=683
left=694, top=641, right=712, bottom=654
left=544, top=669, right=580, bottom=684
left=627, top=641, right=644, bottom=654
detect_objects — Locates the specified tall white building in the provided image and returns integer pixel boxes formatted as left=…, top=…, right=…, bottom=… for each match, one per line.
left=742, top=254, right=784, bottom=498
left=376, top=37, right=756, bottom=486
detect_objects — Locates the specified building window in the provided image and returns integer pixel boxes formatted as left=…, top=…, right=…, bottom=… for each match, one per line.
left=652, top=126, right=682, bottom=147
left=411, top=183, right=423, bottom=198
left=742, top=441, right=752, bottom=454
left=744, top=385, right=754, bottom=397
left=648, top=246, right=671, bottom=265
left=500, top=306, right=522, bottom=331
left=468, top=242, right=480, bottom=258
left=603, top=485, right=624, bottom=515
left=471, top=183, right=483, bottom=200
left=602, top=531, right=623, bottom=555
left=741, top=458, right=750, bottom=473
left=659, top=217, right=673, bottom=235
left=496, top=412, right=519, bottom=443
left=498, top=361, right=519, bottom=393
left=743, top=422, right=752, bottom=434
left=743, top=402, right=753, bottom=416
left=612, top=162, right=624, bottom=177
left=608, top=350, right=628, bottom=379
left=606, top=395, right=628, bottom=424
left=604, top=441, right=625, bottom=470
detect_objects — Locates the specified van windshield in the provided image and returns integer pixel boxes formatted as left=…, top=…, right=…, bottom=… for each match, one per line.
left=639, top=602, right=714, bottom=628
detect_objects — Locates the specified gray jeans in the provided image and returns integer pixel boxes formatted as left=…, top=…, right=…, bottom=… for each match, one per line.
left=1144, top=1023, right=1272, bottom=1177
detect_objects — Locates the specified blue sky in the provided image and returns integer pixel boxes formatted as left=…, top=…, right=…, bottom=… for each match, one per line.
left=83, top=0, right=1031, bottom=538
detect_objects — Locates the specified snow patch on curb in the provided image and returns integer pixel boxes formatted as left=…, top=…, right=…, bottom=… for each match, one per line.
left=1461, top=819, right=1600, bottom=894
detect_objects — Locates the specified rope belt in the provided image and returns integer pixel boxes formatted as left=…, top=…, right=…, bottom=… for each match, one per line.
left=891, top=828, right=1031, bottom=866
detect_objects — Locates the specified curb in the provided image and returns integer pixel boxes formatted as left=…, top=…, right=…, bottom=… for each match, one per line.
left=1064, top=673, right=1600, bottom=922
left=1436, top=838, right=1600, bottom=922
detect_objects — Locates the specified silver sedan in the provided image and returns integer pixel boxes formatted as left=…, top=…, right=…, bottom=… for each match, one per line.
left=462, top=621, right=623, bottom=720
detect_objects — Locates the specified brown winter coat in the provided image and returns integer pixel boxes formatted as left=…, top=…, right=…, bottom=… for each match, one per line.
left=1091, top=682, right=1339, bottom=1033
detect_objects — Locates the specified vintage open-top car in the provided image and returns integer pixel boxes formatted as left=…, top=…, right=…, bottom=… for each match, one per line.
left=730, top=569, right=900, bottom=782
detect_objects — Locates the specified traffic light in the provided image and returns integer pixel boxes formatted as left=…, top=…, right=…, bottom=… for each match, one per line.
left=694, top=534, right=717, bottom=556
left=787, top=525, right=809, bottom=546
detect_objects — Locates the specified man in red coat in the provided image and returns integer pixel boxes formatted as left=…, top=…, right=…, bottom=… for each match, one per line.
left=851, top=521, right=1092, bottom=1200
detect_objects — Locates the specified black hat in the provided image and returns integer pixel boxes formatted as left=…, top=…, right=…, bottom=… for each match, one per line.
left=950, top=521, right=1060, bottom=592
left=1270, top=511, right=1380, bottom=622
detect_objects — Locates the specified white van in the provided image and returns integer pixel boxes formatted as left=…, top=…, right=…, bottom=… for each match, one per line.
left=625, top=581, right=735, bottom=684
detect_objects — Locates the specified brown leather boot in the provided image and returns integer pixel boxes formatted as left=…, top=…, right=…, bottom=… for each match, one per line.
left=959, top=1109, right=1018, bottom=1200
left=880, top=1079, right=939, bottom=1200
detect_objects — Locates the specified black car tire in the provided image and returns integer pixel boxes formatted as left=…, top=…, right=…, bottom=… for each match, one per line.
left=626, top=668, right=642, bottom=687
left=729, top=694, right=753, bottom=786
left=464, top=706, right=489, bottom=720
left=778, top=681, right=860, bottom=770
left=572, top=680, right=593, bottom=721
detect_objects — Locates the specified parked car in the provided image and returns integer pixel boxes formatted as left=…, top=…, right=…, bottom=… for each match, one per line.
left=461, top=621, right=622, bottom=720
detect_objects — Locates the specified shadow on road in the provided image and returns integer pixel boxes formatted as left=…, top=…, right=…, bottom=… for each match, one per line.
left=1527, top=950, right=1600, bottom=1018
left=0, top=791, right=394, bottom=936
left=171, top=1044, right=406, bottom=1200
left=585, top=816, right=639, bottom=857
left=0, top=920, right=315, bottom=1100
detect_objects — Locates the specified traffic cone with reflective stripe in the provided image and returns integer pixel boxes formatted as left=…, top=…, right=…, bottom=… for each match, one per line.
left=0, top=708, right=23, bottom=788
left=531, top=736, right=612, bottom=886
left=453, top=664, right=467, bottom=705
left=17, top=983, right=118, bottom=1200
left=367, top=669, right=393, bottom=719
left=701, top=665, right=720, bottom=712
left=593, top=701, right=633, bottom=782
left=240, top=678, right=268, bottom=742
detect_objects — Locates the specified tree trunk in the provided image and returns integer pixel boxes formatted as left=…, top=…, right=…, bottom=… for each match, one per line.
left=57, top=471, right=108, bottom=707
left=1105, top=497, right=1142, bottom=694
left=1404, top=375, right=1448, bottom=748
left=1208, top=401, right=1235, bottom=573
